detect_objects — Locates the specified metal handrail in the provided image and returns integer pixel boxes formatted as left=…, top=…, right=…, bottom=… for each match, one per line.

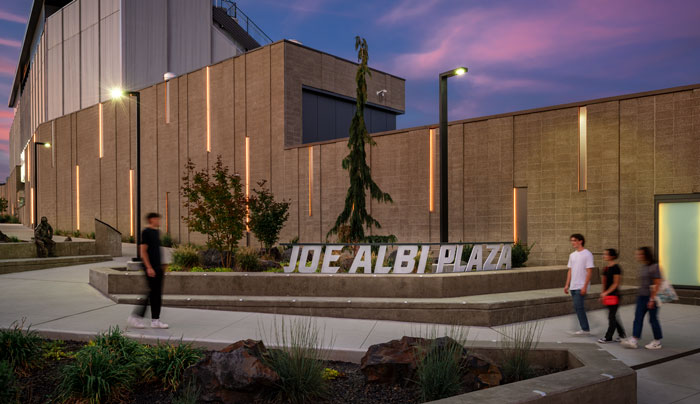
left=212, top=0, right=273, bottom=45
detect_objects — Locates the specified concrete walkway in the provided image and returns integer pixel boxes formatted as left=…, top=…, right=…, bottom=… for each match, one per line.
left=1, top=258, right=699, bottom=403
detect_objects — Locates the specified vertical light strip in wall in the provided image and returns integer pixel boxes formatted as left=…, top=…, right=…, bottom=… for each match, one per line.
left=429, top=129, right=435, bottom=212
left=51, top=121, right=55, bottom=167
left=578, top=106, right=587, bottom=191
left=308, top=147, right=313, bottom=216
left=30, top=188, right=34, bottom=226
left=76, top=165, right=80, bottom=230
left=165, top=80, right=170, bottom=124
left=206, top=66, right=211, bottom=152
left=513, top=188, right=517, bottom=242
left=98, top=103, right=104, bottom=158
left=129, top=170, right=134, bottom=236
left=245, top=136, right=250, bottom=229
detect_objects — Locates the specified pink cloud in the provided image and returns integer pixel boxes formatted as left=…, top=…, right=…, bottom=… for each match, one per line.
left=378, top=0, right=441, bottom=24
left=389, top=0, right=700, bottom=79
left=0, top=38, right=21, bottom=48
left=0, top=58, right=15, bottom=75
left=0, top=10, right=26, bottom=24
left=0, top=110, right=14, bottom=119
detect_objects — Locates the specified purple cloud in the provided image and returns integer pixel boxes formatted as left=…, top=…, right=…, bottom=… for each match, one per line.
left=0, top=9, right=27, bottom=24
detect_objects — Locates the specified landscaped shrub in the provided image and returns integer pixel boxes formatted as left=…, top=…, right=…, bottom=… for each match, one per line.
left=171, top=379, right=200, bottom=404
left=0, top=214, right=20, bottom=224
left=57, top=344, right=139, bottom=404
left=172, top=244, right=201, bottom=270
left=236, top=247, right=260, bottom=272
left=248, top=180, right=290, bottom=253
left=86, top=232, right=96, bottom=239
left=143, top=341, right=203, bottom=391
left=461, top=244, right=473, bottom=263
left=0, top=360, right=19, bottom=404
left=499, top=320, right=543, bottom=382
left=161, top=233, right=175, bottom=247
left=189, top=266, right=233, bottom=272
left=512, top=240, right=535, bottom=268
left=416, top=327, right=469, bottom=401
left=262, top=318, right=333, bottom=404
left=42, top=340, right=75, bottom=361
left=72, top=230, right=81, bottom=238
left=414, top=249, right=434, bottom=273
left=0, top=321, right=43, bottom=373
left=92, top=326, right=146, bottom=365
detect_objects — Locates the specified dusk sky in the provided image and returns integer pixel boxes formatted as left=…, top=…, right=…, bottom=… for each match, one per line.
left=1, top=0, right=700, bottom=180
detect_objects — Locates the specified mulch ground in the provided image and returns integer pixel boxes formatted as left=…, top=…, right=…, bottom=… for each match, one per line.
left=15, top=340, right=564, bottom=404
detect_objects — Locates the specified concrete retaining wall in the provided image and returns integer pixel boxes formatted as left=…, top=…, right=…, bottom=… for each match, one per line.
left=0, top=241, right=96, bottom=258
left=92, top=265, right=599, bottom=298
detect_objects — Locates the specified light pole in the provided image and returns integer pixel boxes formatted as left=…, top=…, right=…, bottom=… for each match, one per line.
left=33, top=141, right=51, bottom=228
left=439, top=67, right=467, bottom=243
left=111, top=88, right=141, bottom=260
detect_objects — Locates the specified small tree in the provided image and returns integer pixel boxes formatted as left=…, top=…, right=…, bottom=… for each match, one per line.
left=248, top=180, right=290, bottom=254
left=0, top=197, right=7, bottom=214
left=181, top=156, right=247, bottom=267
left=327, top=36, right=393, bottom=243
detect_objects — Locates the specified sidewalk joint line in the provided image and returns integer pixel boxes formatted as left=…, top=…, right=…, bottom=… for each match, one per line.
left=31, top=303, right=118, bottom=327
left=631, top=347, right=700, bottom=370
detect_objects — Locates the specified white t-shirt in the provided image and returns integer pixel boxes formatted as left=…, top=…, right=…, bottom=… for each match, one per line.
left=568, top=249, right=594, bottom=290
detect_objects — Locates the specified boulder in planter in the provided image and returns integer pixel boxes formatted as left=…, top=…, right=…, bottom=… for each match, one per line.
left=184, top=339, right=279, bottom=403
left=360, top=336, right=428, bottom=384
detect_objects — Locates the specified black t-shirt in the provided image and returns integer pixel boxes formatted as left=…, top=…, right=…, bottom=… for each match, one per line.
left=141, top=227, right=162, bottom=272
left=603, top=264, right=621, bottom=296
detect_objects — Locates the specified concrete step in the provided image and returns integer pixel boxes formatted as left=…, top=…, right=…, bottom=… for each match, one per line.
left=0, top=241, right=97, bottom=259
left=0, top=255, right=113, bottom=274
left=109, top=285, right=638, bottom=327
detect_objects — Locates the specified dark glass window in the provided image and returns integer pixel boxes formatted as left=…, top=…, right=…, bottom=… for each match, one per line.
left=302, top=88, right=400, bottom=144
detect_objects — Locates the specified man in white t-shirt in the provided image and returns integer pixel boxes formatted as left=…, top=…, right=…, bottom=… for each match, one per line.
left=564, top=233, right=594, bottom=335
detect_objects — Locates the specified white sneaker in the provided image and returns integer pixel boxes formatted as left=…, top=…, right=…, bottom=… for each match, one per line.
left=645, top=340, right=662, bottom=350
left=621, top=338, right=638, bottom=349
left=127, top=315, right=145, bottom=329
left=573, top=330, right=590, bottom=336
left=151, top=319, right=169, bottom=329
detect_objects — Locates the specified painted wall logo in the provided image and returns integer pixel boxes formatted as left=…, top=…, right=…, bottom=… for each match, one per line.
left=283, top=244, right=512, bottom=274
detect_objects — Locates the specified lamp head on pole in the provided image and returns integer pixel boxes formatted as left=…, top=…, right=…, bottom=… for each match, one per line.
left=110, top=88, right=125, bottom=100
left=440, top=66, right=468, bottom=78
left=35, top=142, right=51, bottom=148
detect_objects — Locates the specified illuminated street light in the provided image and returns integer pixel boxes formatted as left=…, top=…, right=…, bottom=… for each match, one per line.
left=439, top=66, right=468, bottom=243
left=33, top=141, right=51, bottom=228
left=112, top=87, right=143, bottom=260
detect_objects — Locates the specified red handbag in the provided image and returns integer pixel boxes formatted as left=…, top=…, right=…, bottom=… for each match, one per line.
left=602, top=295, right=619, bottom=306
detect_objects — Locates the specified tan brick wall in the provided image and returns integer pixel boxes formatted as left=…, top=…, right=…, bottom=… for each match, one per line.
left=21, top=39, right=700, bottom=283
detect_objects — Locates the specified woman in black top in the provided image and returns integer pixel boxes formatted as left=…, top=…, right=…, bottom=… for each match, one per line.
left=598, top=248, right=626, bottom=343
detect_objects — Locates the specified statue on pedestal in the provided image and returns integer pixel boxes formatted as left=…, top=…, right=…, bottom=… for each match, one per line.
left=34, top=216, right=55, bottom=258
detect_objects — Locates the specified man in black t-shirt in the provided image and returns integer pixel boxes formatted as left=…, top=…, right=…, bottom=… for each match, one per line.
left=127, top=213, right=168, bottom=329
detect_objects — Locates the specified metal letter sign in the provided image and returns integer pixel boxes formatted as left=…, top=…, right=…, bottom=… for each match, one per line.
left=282, top=244, right=512, bottom=274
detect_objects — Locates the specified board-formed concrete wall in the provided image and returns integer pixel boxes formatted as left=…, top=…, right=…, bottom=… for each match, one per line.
left=10, top=38, right=700, bottom=284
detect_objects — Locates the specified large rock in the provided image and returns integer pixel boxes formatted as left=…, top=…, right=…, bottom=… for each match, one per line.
left=461, top=352, right=503, bottom=390
left=361, top=336, right=503, bottom=390
left=184, top=339, right=279, bottom=403
left=360, top=336, right=427, bottom=384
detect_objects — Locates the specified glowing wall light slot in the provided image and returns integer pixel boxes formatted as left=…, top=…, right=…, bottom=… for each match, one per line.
left=429, top=129, right=435, bottom=212
left=76, top=165, right=80, bottom=230
left=206, top=66, right=211, bottom=152
left=30, top=187, right=34, bottom=225
left=513, top=188, right=517, bottom=242
left=578, top=106, right=587, bottom=191
left=98, top=103, right=104, bottom=158
left=245, top=136, right=250, bottom=229
left=165, top=81, right=170, bottom=124
left=129, top=170, right=134, bottom=236
left=308, top=147, right=313, bottom=217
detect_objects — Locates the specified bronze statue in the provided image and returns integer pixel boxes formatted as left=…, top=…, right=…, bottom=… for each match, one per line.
left=34, top=216, right=55, bottom=258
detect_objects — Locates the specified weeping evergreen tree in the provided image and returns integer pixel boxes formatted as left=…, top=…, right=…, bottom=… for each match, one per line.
left=327, top=37, right=393, bottom=243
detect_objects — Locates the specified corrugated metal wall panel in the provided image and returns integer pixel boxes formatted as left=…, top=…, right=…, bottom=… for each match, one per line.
left=99, top=11, right=121, bottom=101
left=80, top=24, right=99, bottom=108
left=167, top=0, right=211, bottom=75
left=63, top=35, right=81, bottom=113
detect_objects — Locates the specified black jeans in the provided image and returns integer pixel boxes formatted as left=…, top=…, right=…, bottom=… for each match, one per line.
left=133, top=271, right=164, bottom=320
left=604, top=303, right=626, bottom=340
